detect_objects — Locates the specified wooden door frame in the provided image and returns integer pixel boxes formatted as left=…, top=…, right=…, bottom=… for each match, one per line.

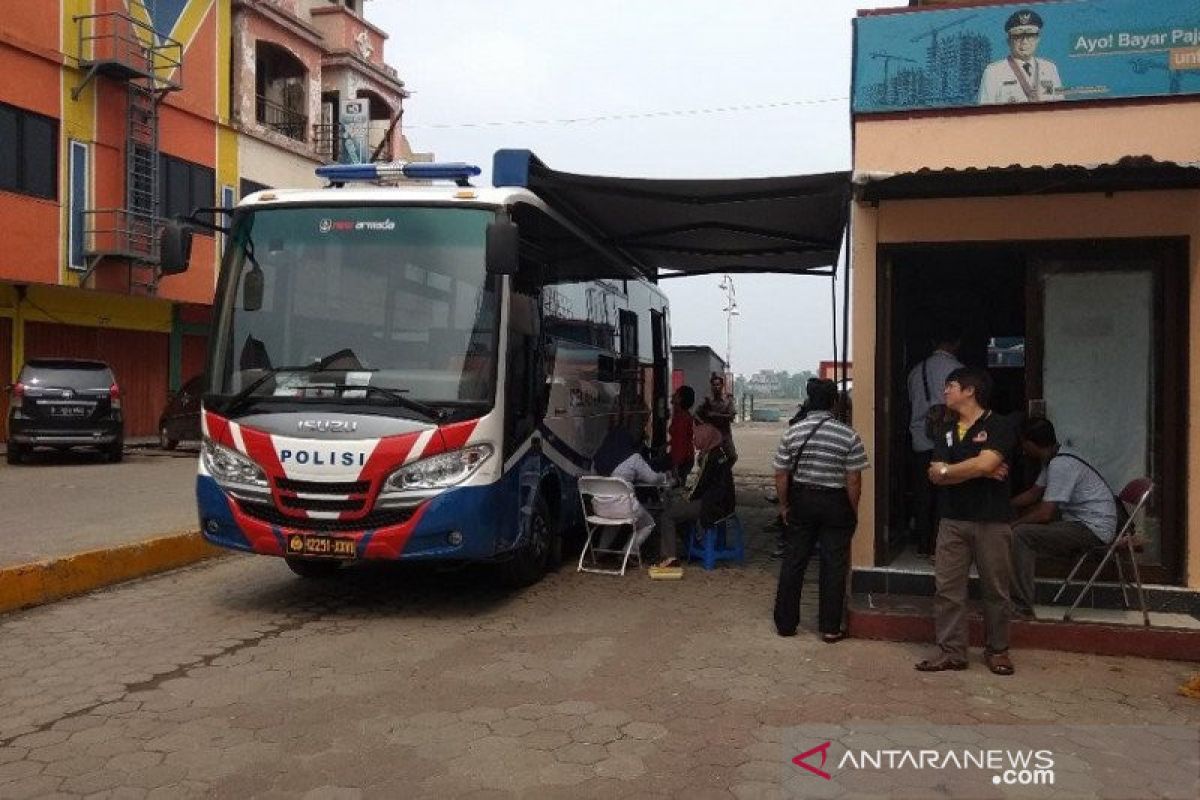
left=1024, top=237, right=1188, bottom=585
left=874, top=248, right=894, bottom=566
left=874, top=237, right=1188, bottom=584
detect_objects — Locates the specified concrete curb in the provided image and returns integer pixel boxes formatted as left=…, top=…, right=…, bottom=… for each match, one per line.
left=0, top=531, right=224, bottom=615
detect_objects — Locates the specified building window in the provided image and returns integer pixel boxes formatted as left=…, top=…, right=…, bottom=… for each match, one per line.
left=356, top=90, right=394, bottom=161
left=255, top=41, right=309, bottom=142
left=0, top=102, right=57, bottom=200
left=220, top=185, right=236, bottom=255
left=159, top=153, right=215, bottom=234
left=68, top=141, right=89, bottom=270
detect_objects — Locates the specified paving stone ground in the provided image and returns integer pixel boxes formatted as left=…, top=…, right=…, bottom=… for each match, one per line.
left=1, top=423, right=1198, bottom=797
left=0, top=448, right=198, bottom=567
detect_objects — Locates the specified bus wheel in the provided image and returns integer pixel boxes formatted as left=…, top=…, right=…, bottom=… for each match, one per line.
left=285, top=557, right=342, bottom=579
left=499, top=498, right=554, bottom=588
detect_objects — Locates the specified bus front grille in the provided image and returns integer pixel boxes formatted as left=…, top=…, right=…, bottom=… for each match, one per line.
left=239, top=502, right=416, bottom=531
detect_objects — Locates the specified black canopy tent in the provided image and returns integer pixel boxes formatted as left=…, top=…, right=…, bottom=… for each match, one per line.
left=492, top=149, right=851, bottom=280
left=490, top=149, right=855, bottom=385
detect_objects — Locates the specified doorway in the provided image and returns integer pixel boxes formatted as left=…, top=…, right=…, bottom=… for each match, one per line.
left=877, top=239, right=1187, bottom=585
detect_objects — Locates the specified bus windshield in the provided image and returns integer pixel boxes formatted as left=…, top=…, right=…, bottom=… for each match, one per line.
left=209, top=205, right=499, bottom=416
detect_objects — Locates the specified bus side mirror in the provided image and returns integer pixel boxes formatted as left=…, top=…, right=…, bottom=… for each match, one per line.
left=485, top=214, right=519, bottom=275
left=158, top=222, right=193, bottom=275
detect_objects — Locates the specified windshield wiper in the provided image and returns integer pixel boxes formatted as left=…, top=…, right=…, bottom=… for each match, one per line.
left=327, top=384, right=444, bottom=423
left=220, top=349, right=364, bottom=417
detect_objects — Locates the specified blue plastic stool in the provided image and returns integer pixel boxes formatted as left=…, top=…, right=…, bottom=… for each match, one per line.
left=685, top=515, right=745, bottom=570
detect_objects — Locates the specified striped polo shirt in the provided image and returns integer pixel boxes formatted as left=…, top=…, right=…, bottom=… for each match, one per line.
left=772, top=411, right=869, bottom=488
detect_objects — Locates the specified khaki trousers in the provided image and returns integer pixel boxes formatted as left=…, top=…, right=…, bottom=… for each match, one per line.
left=934, top=518, right=1013, bottom=658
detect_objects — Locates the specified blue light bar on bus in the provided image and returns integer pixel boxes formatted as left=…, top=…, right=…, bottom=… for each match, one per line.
left=315, top=161, right=482, bottom=184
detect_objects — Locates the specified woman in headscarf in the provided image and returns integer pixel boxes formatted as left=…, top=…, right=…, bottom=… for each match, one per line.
left=591, top=426, right=670, bottom=548
left=655, top=422, right=736, bottom=568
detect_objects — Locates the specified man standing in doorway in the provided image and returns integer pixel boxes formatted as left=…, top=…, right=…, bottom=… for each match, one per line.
left=916, top=367, right=1017, bottom=676
left=697, top=373, right=737, bottom=461
left=906, top=325, right=963, bottom=556
left=978, top=10, right=1064, bottom=105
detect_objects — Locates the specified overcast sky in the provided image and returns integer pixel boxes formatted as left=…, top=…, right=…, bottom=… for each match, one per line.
left=372, top=0, right=906, bottom=377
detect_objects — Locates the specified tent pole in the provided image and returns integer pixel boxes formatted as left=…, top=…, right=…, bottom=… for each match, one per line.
left=830, top=267, right=838, bottom=384
left=840, top=219, right=852, bottom=400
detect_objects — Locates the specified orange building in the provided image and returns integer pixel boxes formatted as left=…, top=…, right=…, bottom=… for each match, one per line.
left=849, top=0, right=1200, bottom=592
left=0, top=0, right=412, bottom=440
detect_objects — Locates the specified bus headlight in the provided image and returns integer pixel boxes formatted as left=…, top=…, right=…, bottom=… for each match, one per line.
left=382, top=444, right=493, bottom=493
left=202, top=438, right=269, bottom=490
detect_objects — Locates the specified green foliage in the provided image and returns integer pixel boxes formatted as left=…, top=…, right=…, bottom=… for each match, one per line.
left=733, top=369, right=816, bottom=399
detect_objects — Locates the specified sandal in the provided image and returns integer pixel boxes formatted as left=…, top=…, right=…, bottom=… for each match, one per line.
left=821, top=631, right=848, bottom=644
left=914, top=655, right=968, bottom=672
left=656, top=558, right=680, bottom=569
left=985, top=651, right=1015, bottom=676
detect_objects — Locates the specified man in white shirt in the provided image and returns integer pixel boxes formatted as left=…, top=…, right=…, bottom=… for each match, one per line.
left=978, top=10, right=1063, bottom=105
left=906, top=325, right=963, bottom=556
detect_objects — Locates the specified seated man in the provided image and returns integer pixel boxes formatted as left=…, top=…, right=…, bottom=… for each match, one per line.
left=655, top=423, right=735, bottom=569
left=591, top=426, right=670, bottom=550
left=1010, top=417, right=1118, bottom=619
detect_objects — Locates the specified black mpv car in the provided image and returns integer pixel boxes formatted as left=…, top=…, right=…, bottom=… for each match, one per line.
left=157, top=374, right=203, bottom=450
left=6, top=359, right=124, bottom=464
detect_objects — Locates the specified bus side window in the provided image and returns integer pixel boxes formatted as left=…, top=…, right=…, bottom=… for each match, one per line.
left=505, top=288, right=540, bottom=454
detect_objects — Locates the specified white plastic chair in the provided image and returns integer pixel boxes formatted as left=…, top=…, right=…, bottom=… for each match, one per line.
left=577, top=475, right=646, bottom=576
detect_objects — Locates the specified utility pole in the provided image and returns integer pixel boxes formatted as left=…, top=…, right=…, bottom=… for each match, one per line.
left=718, top=274, right=739, bottom=384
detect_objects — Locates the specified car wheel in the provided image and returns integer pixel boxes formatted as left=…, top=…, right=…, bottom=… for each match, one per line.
left=108, top=442, right=124, bottom=463
left=497, top=497, right=555, bottom=588
left=285, top=557, right=342, bottom=579
left=160, top=427, right=178, bottom=451
left=5, top=444, right=22, bottom=465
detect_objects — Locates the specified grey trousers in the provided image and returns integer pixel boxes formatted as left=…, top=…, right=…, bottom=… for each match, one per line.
left=658, top=498, right=702, bottom=560
left=934, top=518, right=1013, bottom=658
left=1011, top=521, right=1102, bottom=612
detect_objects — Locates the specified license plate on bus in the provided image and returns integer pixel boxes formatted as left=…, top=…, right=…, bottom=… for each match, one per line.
left=285, top=534, right=356, bottom=559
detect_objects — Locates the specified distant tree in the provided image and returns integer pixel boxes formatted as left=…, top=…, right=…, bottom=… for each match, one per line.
left=782, top=370, right=816, bottom=399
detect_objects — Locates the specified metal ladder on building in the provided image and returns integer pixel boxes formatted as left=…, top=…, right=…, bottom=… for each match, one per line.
left=124, top=77, right=161, bottom=293
left=75, top=0, right=182, bottom=294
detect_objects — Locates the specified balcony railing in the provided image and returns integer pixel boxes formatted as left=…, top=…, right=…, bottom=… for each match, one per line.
left=313, top=123, right=393, bottom=163
left=73, top=10, right=182, bottom=99
left=256, top=95, right=308, bottom=142
left=82, top=209, right=158, bottom=263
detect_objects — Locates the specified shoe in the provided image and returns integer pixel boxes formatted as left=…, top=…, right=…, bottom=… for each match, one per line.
left=776, top=628, right=797, bottom=637
left=821, top=631, right=848, bottom=644
left=771, top=544, right=785, bottom=559
left=984, top=650, right=1015, bottom=676
left=1012, top=606, right=1036, bottom=622
left=914, top=655, right=968, bottom=672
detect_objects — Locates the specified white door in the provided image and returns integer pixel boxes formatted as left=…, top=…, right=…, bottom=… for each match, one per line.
left=1040, top=266, right=1156, bottom=558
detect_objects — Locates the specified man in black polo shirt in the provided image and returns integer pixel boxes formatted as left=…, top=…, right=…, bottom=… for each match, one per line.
left=915, top=367, right=1017, bottom=676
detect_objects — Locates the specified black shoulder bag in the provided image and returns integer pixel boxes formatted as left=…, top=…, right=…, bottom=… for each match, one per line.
left=922, top=359, right=952, bottom=441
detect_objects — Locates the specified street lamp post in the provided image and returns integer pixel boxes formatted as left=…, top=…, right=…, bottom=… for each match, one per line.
left=718, top=273, right=739, bottom=384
